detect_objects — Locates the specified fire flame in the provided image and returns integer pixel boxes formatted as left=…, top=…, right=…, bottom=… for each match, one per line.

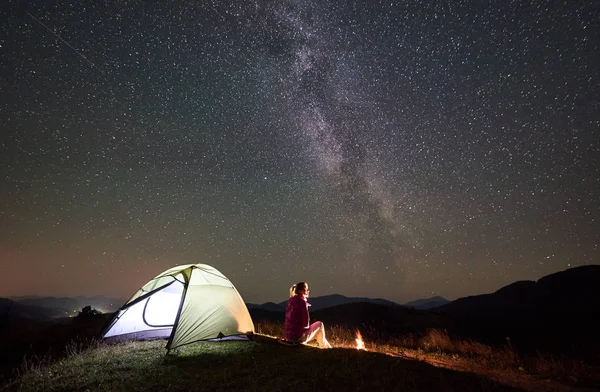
left=355, top=330, right=366, bottom=350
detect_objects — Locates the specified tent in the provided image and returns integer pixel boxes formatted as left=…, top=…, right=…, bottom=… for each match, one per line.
left=102, top=264, right=255, bottom=349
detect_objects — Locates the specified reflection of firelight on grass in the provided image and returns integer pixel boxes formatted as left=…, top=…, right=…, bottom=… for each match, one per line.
left=355, top=330, right=366, bottom=350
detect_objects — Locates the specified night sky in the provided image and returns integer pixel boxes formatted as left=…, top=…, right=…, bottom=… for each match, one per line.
left=1, top=0, right=598, bottom=304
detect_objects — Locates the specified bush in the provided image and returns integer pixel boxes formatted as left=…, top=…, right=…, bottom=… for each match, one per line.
left=77, top=306, right=102, bottom=318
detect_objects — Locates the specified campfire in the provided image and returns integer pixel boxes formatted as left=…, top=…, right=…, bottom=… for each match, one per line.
left=355, top=329, right=366, bottom=350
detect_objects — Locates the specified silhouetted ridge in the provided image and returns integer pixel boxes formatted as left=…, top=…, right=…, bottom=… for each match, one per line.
left=13, top=296, right=122, bottom=315
left=247, top=294, right=399, bottom=312
left=437, top=265, right=600, bottom=313
left=404, top=296, right=450, bottom=309
left=0, top=298, right=56, bottom=322
left=535, top=265, right=600, bottom=309
left=434, top=265, right=600, bottom=353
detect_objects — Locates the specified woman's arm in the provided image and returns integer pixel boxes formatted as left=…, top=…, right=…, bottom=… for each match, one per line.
left=298, top=300, right=309, bottom=329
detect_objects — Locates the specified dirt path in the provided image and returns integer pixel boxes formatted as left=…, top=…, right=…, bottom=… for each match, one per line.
left=393, top=350, right=596, bottom=392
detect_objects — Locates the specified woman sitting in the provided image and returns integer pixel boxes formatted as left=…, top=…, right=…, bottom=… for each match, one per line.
left=284, top=281, right=332, bottom=348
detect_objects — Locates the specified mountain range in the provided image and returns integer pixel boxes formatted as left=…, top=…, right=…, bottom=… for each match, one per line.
left=436, top=264, right=600, bottom=313
left=0, top=292, right=447, bottom=321
left=0, top=298, right=57, bottom=322
left=1, top=296, right=123, bottom=321
left=2, top=265, right=598, bottom=328
left=246, top=294, right=448, bottom=312
left=246, top=265, right=600, bottom=354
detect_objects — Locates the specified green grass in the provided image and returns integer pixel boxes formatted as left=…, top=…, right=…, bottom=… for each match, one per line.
left=4, top=337, right=523, bottom=392
left=3, top=319, right=599, bottom=391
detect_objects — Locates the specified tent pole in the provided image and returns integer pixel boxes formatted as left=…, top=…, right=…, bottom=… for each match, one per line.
left=165, top=267, right=192, bottom=350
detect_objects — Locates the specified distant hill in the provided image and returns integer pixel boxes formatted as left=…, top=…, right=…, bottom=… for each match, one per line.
left=404, top=296, right=449, bottom=309
left=0, top=298, right=57, bottom=322
left=436, top=265, right=600, bottom=314
left=434, top=265, right=600, bottom=352
left=303, top=294, right=399, bottom=311
left=8, top=296, right=123, bottom=317
left=247, top=294, right=452, bottom=312
left=247, top=294, right=399, bottom=312
left=246, top=301, right=284, bottom=312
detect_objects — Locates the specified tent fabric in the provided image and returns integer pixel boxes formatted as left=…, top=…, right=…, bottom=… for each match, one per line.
left=102, top=264, right=254, bottom=349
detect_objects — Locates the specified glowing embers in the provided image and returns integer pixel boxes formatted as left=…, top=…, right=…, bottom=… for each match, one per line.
left=355, top=329, right=366, bottom=350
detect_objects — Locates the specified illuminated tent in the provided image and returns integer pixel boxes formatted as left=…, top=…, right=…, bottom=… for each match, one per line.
left=102, top=264, right=255, bottom=349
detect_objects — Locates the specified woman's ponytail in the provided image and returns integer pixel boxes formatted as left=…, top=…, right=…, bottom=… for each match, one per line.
left=289, top=282, right=307, bottom=298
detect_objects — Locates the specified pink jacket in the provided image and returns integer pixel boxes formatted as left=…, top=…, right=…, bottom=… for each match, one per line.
left=284, top=294, right=310, bottom=341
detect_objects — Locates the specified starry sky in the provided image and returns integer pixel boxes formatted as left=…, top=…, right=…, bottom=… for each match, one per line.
left=1, top=0, right=598, bottom=304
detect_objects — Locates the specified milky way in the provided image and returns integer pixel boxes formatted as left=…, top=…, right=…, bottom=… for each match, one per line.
left=1, top=0, right=598, bottom=303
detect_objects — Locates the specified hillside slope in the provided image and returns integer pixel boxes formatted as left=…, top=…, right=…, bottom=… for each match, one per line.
left=437, top=265, right=600, bottom=313
left=0, top=298, right=57, bottom=322
left=435, top=265, right=600, bottom=352
left=5, top=339, right=528, bottom=392
left=11, top=296, right=122, bottom=316
left=404, top=296, right=450, bottom=309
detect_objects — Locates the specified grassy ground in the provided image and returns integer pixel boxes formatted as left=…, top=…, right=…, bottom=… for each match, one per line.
left=2, top=319, right=598, bottom=392
left=4, top=337, right=526, bottom=392
left=256, top=322, right=600, bottom=391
